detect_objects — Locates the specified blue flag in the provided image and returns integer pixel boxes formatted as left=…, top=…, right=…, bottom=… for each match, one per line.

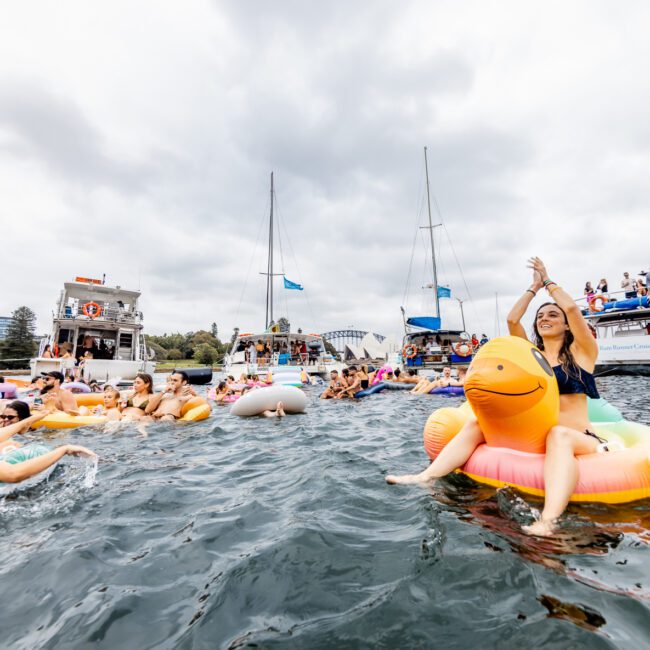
left=283, top=276, right=304, bottom=291
left=437, top=286, right=451, bottom=299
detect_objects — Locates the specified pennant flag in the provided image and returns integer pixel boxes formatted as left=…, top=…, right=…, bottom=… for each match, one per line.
left=437, top=286, right=451, bottom=299
left=283, top=276, right=304, bottom=291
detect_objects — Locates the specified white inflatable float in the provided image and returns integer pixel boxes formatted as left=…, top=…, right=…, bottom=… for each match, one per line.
left=230, top=385, right=308, bottom=417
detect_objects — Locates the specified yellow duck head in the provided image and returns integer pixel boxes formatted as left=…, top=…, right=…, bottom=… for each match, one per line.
left=464, top=336, right=559, bottom=453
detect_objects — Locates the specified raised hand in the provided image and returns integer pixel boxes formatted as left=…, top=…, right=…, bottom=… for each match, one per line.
left=527, top=256, right=549, bottom=285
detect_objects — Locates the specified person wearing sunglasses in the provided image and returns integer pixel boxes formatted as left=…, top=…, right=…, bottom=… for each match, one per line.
left=0, top=400, right=55, bottom=452
left=40, top=371, right=79, bottom=415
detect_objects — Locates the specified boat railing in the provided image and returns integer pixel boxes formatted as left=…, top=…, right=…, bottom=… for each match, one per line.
left=57, top=304, right=143, bottom=324
left=576, top=289, right=649, bottom=313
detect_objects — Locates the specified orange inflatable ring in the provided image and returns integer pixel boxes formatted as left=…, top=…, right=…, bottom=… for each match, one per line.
left=453, top=341, right=473, bottom=357
left=588, top=294, right=607, bottom=313
left=403, top=344, right=418, bottom=359
left=82, top=301, right=101, bottom=318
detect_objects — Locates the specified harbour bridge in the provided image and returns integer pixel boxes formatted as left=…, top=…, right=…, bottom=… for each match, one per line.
left=321, top=329, right=386, bottom=354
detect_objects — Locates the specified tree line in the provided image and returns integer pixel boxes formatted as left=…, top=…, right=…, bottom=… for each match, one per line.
left=145, top=323, right=229, bottom=365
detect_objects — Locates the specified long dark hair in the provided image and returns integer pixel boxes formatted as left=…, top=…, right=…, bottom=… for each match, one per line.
left=531, top=302, right=580, bottom=379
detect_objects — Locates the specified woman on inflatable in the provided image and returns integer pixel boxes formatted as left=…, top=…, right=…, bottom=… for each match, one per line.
left=120, top=373, right=155, bottom=420
left=388, top=257, right=601, bottom=537
left=0, top=401, right=55, bottom=451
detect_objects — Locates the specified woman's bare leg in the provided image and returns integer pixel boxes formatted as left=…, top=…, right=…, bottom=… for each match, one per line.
left=386, top=417, right=484, bottom=484
left=523, top=426, right=598, bottom=536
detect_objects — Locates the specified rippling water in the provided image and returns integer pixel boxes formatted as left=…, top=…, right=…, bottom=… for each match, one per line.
left=1, top=376, right=649, bottom=648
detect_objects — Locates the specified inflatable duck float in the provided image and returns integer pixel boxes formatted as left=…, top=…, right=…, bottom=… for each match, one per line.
left=423, top=336, right=650, bottom=504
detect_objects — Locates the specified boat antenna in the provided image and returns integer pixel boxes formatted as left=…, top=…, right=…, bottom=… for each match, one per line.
left=422, top=147, right=441, bottom=319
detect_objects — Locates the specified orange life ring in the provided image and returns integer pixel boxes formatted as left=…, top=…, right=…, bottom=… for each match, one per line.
left=82, top=301, right=101, bottom=319
left=454, top=341, right=473, bottom=357
left=403, top=344, right=418, bottom=359
left=588, top=294, right=607, bottom=313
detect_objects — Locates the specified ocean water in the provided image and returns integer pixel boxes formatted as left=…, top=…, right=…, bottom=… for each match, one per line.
left=1, top=376, right=649, bottom=649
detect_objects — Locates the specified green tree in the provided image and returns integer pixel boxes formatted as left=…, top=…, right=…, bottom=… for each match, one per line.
left=193, top=343, right=219, bottom=366
left=0, top=306, right=37, bottom=368
left=145, top=340, right=168, bottom=361
left=167, top=348, right=183, bottom=360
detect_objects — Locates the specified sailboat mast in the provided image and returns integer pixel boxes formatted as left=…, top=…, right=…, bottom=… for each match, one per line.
left=265, top=172, right=274, bottom=329
left=423, top=147, right=440, bottom=319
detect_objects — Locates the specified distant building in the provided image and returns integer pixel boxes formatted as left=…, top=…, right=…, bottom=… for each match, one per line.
left=0, top=316, right=11, bottom=340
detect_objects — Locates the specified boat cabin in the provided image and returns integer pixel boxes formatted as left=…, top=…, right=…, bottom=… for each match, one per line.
left=228, top=332, right=335, bottom=368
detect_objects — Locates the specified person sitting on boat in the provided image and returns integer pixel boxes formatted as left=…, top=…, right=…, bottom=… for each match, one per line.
left=480, top=334, right=489, bottom=346
left=147, top=371, right=196, bottom=421
left=0, top=400, right=56, bottom=452
left=42, top=344, right=53, bottom=359
left=335, top=366, right=363, bottom=398
left=635, top=277, right=647, bottom=297
left=621, top=271, right=636, bottom=298
left=471, top=333, right=479, bottom=348
left=120, top=373, right=154, bottom=420
left=40, top=371, right=79, bottom=416
left=388, top=256, right=602, bottom=538
left=320, top=370, right=343, bottom=399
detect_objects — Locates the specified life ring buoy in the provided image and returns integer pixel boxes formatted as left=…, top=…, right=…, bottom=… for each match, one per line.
left=82, top=301, right=101, bottom=319
left=453, top=341, right=473, bottom=357
left=403, top=344, right=418, bottom=359
left=588, top=294, right=607, bottom=313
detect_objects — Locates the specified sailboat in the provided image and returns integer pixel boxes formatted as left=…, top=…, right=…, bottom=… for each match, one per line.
left=222, top=173, right=345, bottom=382
left=397, top=148, right=475, bottom=374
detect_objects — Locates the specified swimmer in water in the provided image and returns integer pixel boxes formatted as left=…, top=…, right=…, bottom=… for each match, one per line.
left=262, top=401, right=286, bottom=418
left=147, top=371, right=196, bottom=421
left=0, top=400, right=56, bottom=453
left=120, top=373, right=155, bottom=421
left=0, top=443, right=96, bottom=483
left=388, top=257, right=601, bottom=537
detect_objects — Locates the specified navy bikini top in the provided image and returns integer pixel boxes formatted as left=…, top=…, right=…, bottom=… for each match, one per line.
left=553, top=365, right=600, bottom=399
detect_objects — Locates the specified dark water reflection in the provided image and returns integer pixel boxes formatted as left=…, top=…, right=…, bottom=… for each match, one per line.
left=1, top=376, right=649, bottom=648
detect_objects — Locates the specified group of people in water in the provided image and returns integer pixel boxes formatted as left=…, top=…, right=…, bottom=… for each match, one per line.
left=0, top=370, right=204, bottom=484
left=0, top=256, right=622, bottom=537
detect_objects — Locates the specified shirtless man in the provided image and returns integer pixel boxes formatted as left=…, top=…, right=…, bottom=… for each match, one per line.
left=146, top=371, right=195, bottom=421
left=399, top=369, right=420, bottom=385
left=320, top=370, right=344, bottom=399
left=40, top=371, right=79, bottom=415
left=336, top=366, right=362, bottom=398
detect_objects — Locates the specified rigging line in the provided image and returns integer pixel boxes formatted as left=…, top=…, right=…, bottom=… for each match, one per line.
left=273, top=185, right=290, bottom=323
left=234, top=192, right=269, bottom=326
left=274, top=189, right=317, bottom=328
left=402, top=159, right=428, bottom=309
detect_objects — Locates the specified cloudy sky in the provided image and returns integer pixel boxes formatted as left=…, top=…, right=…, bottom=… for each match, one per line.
left=2, top=1, right=648, bottom=342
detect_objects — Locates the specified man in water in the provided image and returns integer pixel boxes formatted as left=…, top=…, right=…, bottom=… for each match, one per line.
left=336, top=366, right=363, bottom=398
left=320, top=369, right=344, bottom=399
left=40, top=371, right=79, bottom=415
left=147, top=371, right=195, bottom=421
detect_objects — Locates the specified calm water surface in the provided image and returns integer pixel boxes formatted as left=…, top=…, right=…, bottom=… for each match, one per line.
left=1, top=376, right=649, bottom=648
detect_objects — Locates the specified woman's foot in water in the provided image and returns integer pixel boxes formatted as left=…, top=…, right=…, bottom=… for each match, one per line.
left=522, top=517, right=557, bottom=537
left=276, top=401, right=285, bottom=417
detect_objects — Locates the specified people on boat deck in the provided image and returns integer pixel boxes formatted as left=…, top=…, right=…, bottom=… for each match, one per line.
left=471, top=333, right=479, bottom=348
left=247, top=341, right=257, bottom=364
left=596, top=278, right=608, bottom=294
left=120, top=373, right=154, bottom=420
left=584, top=281, right=594, bottom=299
left=635, top=278, right=647, bottom=297
left=40, top=371, right=79, bottom=415
left=621, top=271, right=635, bottom=298
left=147, top=371, right=196, bottom=421
left=42, top=344, right=53, bottom=359
left=480, top=334, right=489, bottom=346
left=388, top=256, right=602, bottom=538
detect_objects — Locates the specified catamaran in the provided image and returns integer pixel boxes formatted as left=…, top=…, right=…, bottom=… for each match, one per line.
left=31, top=276, right=156, bottom=382
left=395, top=147, right=475, bottom=375
left=222, top=173, right=345, bottom=381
